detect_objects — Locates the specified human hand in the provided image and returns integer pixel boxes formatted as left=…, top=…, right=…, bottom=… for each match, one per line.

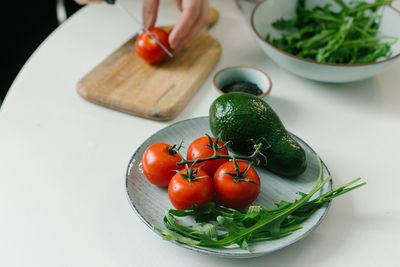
left=74, top=0, right=209, bottom=53
left=143, top=0, right=209, bottom=53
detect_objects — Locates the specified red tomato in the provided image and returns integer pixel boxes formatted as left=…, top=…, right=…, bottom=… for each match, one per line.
left=213, top=161, right=260, bottom=209
left=135, top=27, right=171, bottom=64
left=168, top=168, right=214, bottom=210
left=142, top=143, right=183, bottom=187
left=187, top=136, right=229, bottom=177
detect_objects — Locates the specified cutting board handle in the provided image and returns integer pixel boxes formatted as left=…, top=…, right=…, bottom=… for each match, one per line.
left=207, top=8, right=219, bottom=29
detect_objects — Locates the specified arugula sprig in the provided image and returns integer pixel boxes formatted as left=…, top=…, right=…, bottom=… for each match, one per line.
left=154, top=156, right=366, bottom=250
left=266, top=0, right=397, bottom=64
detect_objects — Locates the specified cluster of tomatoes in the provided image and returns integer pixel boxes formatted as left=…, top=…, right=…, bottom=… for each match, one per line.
left=141, top=136, right=261, bottom=210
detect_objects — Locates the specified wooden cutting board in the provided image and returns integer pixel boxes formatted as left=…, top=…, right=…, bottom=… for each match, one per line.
left=77, top=8, right=221, bottom=121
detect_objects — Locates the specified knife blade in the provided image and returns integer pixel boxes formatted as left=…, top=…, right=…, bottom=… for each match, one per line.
left=105, top=0, right=174, bottom=58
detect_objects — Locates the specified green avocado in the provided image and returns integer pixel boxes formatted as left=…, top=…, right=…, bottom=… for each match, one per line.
left=209, top=92, right=306, bottom=177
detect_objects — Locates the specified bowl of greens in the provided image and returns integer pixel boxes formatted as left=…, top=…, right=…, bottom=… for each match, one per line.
left=250, top=0, right=400, bottom=82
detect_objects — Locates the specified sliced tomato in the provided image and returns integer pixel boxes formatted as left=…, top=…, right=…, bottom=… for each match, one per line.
left=135, top=27, right=170, bottom=64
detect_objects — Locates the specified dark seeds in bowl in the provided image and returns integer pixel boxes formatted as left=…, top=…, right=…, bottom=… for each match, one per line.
left=221, top=81, right=263, bottom=96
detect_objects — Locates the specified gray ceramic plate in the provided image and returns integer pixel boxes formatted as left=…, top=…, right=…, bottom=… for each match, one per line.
left=126, top=116, right=332, bottom=258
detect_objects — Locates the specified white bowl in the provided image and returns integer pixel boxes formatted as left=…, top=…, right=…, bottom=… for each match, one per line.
left=250, top=0, right=400, bottom=83
left=212, top=66, right=272, bottom=98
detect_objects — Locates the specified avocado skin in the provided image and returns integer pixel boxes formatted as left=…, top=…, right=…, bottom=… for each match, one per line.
left=209, top=92, right=306, bottom=177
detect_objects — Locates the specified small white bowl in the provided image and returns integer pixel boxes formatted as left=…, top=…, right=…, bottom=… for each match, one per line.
left=251, top=0, right=400, bottom=83
left=212, top=66, right=272, bottom=98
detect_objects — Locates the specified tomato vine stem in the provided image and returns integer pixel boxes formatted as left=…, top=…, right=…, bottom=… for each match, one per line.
left=174, top=141, right=266, bottom=167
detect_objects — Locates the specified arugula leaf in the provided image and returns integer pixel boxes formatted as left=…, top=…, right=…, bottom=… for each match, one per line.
left=154, top=228, right=200, bottom=246
left=155, top=156, right=366, bottom=250
left=272, top=18, right=297, bottom=31
left=267, top=0, right=397, bottom=63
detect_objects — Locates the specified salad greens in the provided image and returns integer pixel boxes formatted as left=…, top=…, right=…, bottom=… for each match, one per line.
left=266, top=0, right=397, bottom=64
left=154, top=157, right=366, bottom=250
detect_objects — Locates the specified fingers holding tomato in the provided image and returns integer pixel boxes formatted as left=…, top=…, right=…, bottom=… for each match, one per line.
left=186, top=136, right=229, bottom=177
left=213, top=160, right=260, bottom=209
left=135, top=27, right=171, bottom=64
left=168, top=167, right=214, bottom=210
left=142, top=143, right=183, bottom=187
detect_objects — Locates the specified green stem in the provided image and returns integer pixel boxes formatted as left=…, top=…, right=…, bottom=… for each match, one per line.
left=342, top=36, right=398, bottom=46
left=176, top=142, right=265, bottom=166
left=347, top=0, right=393, bottom=15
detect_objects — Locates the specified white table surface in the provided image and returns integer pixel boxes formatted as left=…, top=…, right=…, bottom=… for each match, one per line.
left=1, top=0, right=399, bottom=266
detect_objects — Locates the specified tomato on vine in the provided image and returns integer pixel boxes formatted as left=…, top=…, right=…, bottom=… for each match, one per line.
left=142, top=143, right=183, bottom=187
left=168, top=165, right=214, bottom=210
left=213, top=160, right=260, bottom=209
left=186, top=136, right=229, bottom=176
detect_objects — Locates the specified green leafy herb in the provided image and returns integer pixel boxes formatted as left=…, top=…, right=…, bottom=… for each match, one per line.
left=154, top=157, right=366, bottom=250
left=266, top=0, right=397, bottom=63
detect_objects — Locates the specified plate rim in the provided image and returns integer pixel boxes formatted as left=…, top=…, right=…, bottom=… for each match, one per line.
left=125, top=116, right=333, bottom=258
